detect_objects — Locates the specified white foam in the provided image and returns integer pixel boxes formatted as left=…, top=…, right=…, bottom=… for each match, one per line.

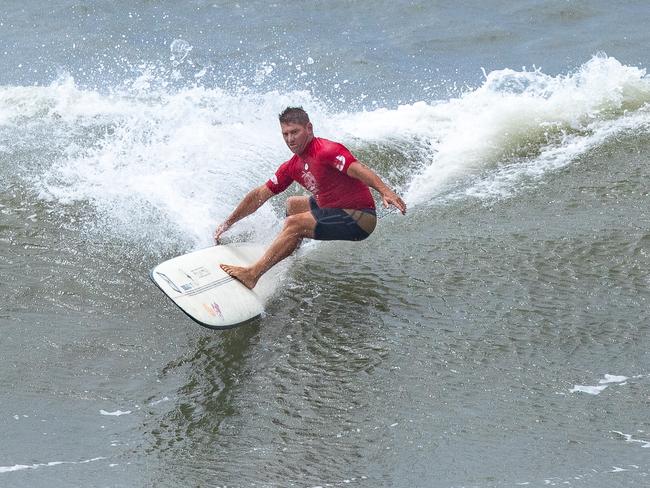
left=569, top=384, right=609, bottom=395
left=99, top=409, right=132, bottom=416
left=321, top=56, right=650, bottom=207
left=600, top=374, right=629, bottom=384
left=149, top=396, right=170, bottom=406
left=612, top=431, right=650, bottom=448
left=3, top=75, right=324, bottom=250
left=399, top=54, right=650, bottom=205
left=0, top=457, right=105, bottom=474
left=7, top=54, right=650, bottom=250
left=570, top=373, right=631, bottom=395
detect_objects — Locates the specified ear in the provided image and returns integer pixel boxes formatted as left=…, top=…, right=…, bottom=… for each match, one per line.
left=306, top=122, right=314, bottom=134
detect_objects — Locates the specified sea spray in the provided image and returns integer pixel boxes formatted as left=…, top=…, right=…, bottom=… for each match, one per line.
left=402, top=54, right=650, bottom=205
left=5, top=55, right=649, bottom=251
left=22, top=79, right=320, bottom=250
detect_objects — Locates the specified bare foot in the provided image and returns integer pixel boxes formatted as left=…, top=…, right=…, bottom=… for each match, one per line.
left=220, top=264, right=259, bottom=290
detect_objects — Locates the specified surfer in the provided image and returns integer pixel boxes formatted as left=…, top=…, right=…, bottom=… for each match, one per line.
left=214, top=106, right=406, bottom=289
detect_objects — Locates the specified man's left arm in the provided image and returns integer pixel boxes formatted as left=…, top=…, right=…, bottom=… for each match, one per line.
left=347, top=162, right=407, bottom=214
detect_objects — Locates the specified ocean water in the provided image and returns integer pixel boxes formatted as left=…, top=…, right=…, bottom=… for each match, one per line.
left=1, top=1, right=650, bottom=487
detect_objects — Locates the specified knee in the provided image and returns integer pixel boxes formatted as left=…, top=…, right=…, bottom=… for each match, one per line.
left=285, top=197, right=302, bottom=217
left=282, top=214, right=302, bottom=231
left=282, top=214, right=312, bottom=237
left=286, top=196, right=310, bottom=216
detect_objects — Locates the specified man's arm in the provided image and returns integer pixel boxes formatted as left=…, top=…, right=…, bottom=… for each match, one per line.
left=347, top=162, right=407, bottom=214
left=214, top=184, right=275, bottom=243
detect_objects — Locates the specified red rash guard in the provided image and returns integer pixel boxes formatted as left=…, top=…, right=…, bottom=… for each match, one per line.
left=265, top=137, right=375, bottom=210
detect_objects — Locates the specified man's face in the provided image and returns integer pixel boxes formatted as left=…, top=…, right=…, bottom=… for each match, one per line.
left=281, top=121, right=313, bottom=155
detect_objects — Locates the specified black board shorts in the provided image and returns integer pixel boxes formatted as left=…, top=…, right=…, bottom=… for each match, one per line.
left=309, top=196, right=376, bottom=241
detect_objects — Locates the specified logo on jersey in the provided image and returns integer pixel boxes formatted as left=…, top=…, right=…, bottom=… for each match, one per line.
left=335, top=155, right=346, bottom=171
left=302, top=171, right=318, bottom=193
left=270, top=174, right=278, bottom=186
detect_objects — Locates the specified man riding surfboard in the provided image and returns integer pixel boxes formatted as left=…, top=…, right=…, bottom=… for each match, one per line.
left=214, top=106, right=406, bottom=289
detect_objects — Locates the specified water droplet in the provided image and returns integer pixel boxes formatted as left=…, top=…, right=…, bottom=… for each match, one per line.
left=170, top=39, right=192, bottom=64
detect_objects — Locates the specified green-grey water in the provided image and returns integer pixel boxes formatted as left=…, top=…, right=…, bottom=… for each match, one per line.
left=2, top=1, right=650, bottom=487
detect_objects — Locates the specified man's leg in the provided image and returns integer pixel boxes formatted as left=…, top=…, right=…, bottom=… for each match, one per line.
left=221, top=210, right=316, bottom=289
left=286, top=196, right=310, bottom=216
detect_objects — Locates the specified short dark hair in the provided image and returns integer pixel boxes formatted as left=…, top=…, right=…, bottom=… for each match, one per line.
left=279, top=106, right=310, bottom=126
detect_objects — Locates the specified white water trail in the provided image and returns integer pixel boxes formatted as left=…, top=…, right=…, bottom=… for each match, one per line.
left=333, top=54, right=650, bottom=206
left=5, top=54, right=650, bottom=251
left=404, top=54, right=650, bottom=205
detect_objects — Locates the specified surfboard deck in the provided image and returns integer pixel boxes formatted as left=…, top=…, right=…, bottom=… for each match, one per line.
left=150, top=243, right=271, bottom=329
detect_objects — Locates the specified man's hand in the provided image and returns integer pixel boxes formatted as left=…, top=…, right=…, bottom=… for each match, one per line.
left=381, top=190, right=407, bottom=215
left=214, top=222, right=230, bottom=244
left=212, top=185, right=275, bottom=245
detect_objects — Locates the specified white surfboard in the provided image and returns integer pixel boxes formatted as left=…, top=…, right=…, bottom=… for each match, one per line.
left=150, top=243, right=272, bottom=329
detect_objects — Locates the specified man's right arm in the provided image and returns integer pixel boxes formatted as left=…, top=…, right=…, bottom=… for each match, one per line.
left=347, top=162, right=407, bottom=214
left=214, top=184, right=275, bottom=243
